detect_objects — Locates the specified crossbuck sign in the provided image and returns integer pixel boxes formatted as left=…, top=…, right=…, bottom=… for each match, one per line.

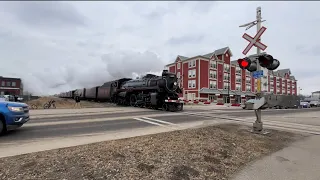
left=242, top=26, right=268, bottom=55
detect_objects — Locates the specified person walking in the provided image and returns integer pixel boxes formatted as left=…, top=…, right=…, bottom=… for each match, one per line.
left=74, top=94, right=81, bottom=109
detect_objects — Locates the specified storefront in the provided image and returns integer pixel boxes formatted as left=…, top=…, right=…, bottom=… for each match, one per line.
left=199, top=88, right=222, bottom=103
left=233, top=91, right=246, bottom=104
left=218, top=90, right=236, bottom=104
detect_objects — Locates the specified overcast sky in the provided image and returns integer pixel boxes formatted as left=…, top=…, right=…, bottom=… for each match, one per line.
left=0, top=1, right=318, bottom=95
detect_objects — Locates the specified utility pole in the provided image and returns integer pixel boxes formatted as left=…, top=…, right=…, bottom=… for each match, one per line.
left=227, top=70, right=230, bottom=104
left=239, top=7, right=269, bottom=134
left=254, top=7, right=263, bottom=132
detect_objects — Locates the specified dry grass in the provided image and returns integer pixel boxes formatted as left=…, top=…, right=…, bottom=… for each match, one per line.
left=0, top=124, right=306, bottom=180
left=25, top=97, right=116, bottom=109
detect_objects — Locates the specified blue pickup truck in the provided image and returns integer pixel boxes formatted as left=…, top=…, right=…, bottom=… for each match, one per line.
left=0, top=100, right=30, bottom=134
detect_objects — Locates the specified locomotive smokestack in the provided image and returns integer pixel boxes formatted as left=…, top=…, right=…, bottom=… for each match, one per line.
left=162, top=70, right=168, bottom=76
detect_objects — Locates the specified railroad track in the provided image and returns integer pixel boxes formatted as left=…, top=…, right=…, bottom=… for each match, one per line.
left=181, top=112, right=320, bottom=135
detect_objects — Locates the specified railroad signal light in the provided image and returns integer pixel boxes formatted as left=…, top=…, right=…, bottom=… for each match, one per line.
left=258, top=54, right=280, bottom=70
left=237, top=57, right=257, bottom=72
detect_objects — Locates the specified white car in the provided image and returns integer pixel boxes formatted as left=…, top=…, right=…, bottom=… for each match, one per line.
left=300, top=101, right=311, bottom=108
left=309, top=101, right=320, bottom=107
left=0, top=95, right=6, bottom=101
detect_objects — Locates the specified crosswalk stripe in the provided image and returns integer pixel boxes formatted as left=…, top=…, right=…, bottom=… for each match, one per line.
left=142, top=117, right=177, bottom=126
left=133, top=117, right=167, bottom=127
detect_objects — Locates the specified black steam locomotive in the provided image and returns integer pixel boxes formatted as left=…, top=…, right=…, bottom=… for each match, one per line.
left=59, top=70, right=184, bottom=112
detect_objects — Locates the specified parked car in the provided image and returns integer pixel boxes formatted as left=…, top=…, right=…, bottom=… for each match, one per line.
left=309, top=101, right=320, bottom=107
left=0, top=95, right=6, bottom=102
left=300, top=101, right=311, bottom=108
left=0, top=101, right=30, bottom=134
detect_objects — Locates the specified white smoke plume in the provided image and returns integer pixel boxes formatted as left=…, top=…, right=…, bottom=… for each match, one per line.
left=21, top=50, right=165, bottom=95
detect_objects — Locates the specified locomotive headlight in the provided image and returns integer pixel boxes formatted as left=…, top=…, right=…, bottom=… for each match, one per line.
left=174, top=82, right=177, bottom=86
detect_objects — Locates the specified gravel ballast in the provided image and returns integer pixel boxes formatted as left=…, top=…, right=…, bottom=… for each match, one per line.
left=0, top=123, right=306, bottom=180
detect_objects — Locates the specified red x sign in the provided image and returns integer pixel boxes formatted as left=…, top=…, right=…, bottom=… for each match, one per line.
left=242, top=26, right=268, bottom=55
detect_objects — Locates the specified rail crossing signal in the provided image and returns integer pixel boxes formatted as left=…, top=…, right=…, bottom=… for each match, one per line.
left=237, top=57, right=257, bottom=72
left=237, top=53, right=280, bottom=72
left=258, top=54, right=280, bottom=70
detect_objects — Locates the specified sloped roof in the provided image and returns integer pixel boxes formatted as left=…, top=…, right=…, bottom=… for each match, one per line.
left=177, top=55, right=189, bottom=61
left=276, top=68, right=291, bottom=77
left=168, top=47, right=232, bottom=65
left=230, top=60, right=238, bottom=66
left=202, top=52, right=214, bottom=59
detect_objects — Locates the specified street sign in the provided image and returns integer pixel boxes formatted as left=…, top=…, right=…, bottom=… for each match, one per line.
left=252, top=70, right=263, bottom=79
left=242, top=26, right=268, bottom=55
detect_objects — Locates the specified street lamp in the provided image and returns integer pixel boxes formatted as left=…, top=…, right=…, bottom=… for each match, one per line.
left=227, top=71, right=230, bottom=104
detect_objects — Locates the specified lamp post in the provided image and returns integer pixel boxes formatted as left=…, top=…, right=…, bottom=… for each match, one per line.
left=227, top=71, right=230, bottom=104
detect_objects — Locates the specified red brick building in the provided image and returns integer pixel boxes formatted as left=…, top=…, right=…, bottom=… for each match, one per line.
left=165, top=47, right=298, bottom=104
left=0, top=76, right=23, bottom=96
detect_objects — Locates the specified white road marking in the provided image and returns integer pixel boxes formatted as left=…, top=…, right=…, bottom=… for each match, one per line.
left=26, top=113, right=180, bottom=127
left=133, top=117, right=167, bottom=127
left=133, top=117, right=181, bottom=129
left=142, top=117, right=177, bottom=126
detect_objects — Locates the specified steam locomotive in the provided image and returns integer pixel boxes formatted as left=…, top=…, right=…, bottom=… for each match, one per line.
left=58, top=70, right=184, bottom=112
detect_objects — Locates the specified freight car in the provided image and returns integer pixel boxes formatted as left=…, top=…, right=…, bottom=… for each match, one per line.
left=74, top=88, right=86, bottom=100
left=85, top=86, right=99, bottom=101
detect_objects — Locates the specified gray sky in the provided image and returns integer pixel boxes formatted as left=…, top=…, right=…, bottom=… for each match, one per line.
left=0, top=1, right=318, bottom=95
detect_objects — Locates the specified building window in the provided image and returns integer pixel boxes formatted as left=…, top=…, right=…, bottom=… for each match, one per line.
left=224, top=73, right=229, bottom=80
left=246, top=76, right=251, bottom=83
left=1, top=81, right=4, bottom=86
left=209, top=70, right=217, bottom=79
left=236, top=84, right=241, bottom=91
left=11, top=82, right=16, bottom=87
left=209, top=81, right=217, bottom=89
left=188, top=69, right=196, bottom=78
left=177, top=63, right=180, bottom=69
left=6, top=81, right=11, bottom=87
left=177, top=72, right=180, bottom=78
left=246, top=85, right=251, bottom=91
left=223, top=82, right=229, bottom=90
left=188, top=80, right=196, bottom=89
left=236, top=67, right=241, bottom=74
left=188, top=60, right=196, bottom=68
left=236, top=75, right=241, bottom=82
left=210, top=61, right=217, bottom=69
left=224, top=64, right=230, bottom=72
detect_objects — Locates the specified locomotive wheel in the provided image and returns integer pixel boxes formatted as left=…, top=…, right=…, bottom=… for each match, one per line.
left=168, top=104, right=177, bottom=112
left=130, top=94, right=137, bottom=107
left=162, top=103, right=168, bottom=111
left=139, top=102, right=145, bottom=108
left=176, top=104, right=183, bottom=111
left=145, top=103, right=151, bottom=109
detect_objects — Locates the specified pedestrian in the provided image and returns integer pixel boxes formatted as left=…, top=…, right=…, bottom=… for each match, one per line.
left=74, top=94, right=81, bottom=109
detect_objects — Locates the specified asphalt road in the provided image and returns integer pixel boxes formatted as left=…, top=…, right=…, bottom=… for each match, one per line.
left=1, top=107, right=319, bottom=144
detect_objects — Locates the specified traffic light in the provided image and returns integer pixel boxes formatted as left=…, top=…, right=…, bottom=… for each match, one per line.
left=258, top=54, right=280, bottom=70
left=237, top=57, right=257, bottom=72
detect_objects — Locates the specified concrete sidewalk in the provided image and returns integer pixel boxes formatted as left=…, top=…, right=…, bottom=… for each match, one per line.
left=231, top=135, right=320, bottom=180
